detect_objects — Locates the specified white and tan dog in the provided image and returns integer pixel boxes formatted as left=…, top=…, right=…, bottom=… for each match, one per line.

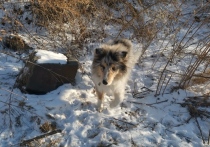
left=91, top=39, right=138, bottom=112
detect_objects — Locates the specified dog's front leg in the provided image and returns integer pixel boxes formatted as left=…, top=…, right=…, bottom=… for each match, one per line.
left=110, top=92, right=124, bottom=108
left=95, top=88, right=104, bottom=112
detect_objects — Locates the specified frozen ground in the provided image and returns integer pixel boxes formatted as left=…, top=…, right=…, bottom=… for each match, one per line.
left=0, top=1, right=210, bottom=147
left=0, top=45, right=209, bottom=147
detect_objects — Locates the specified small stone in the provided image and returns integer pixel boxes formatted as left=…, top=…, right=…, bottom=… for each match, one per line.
left=16, top=50, right=78, bottom=94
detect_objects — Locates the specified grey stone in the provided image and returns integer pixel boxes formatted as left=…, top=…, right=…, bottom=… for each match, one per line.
left=16, top=51, right=78, bottom=94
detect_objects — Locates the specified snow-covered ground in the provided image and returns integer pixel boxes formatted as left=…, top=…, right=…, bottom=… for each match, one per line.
left=0, top=1, right=210, bottom=147
left=1, top=47, right=209, bottom=147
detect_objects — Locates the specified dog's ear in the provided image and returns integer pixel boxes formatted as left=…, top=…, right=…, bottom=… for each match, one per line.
left=116, top=51, right=127, bottom=58
left=95, top=48, right=104, bottom=55
left=112, top=51, right=127, bottom=61
left=121, top=51, right=127, bottom=58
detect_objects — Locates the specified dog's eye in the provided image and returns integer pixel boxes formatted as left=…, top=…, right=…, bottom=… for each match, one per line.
left=100, top=65, right=105, bottom=70
left=112, top=67, right=116, bottom=71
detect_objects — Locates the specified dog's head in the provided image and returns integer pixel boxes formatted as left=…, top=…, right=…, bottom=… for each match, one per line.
left=93, top=48, right=127, bottom=85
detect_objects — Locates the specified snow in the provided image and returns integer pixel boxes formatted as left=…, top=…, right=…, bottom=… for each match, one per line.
left=0, top=1, right=210, bottom=147
left=1, top=53, right=208, bottom=146
left=35, top=50, right=67, bottom=64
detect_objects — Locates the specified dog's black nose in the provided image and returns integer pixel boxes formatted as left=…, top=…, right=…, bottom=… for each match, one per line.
left=102, top=80, right=108, bottom=85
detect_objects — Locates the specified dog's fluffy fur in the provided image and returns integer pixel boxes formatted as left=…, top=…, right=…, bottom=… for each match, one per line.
left=91, top=39, right=138, bottom=112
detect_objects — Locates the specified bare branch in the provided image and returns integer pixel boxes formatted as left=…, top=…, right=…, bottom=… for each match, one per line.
left=19, top=129, right=62, bottom=146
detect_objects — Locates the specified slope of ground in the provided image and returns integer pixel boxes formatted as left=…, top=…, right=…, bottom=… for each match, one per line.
left=0, top=0, right=210, bottom=147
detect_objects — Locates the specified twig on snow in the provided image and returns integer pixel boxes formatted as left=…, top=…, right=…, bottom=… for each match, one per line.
left=19, top=129, right=62, bottom=146
left=103, top=116, right=137, bottom=128
left=0, top=87, right=27, bottom=100
left=195, top=117, right=205, bottom=144
left=128, top=99, right=168, bottom=107
left=174, top=116, right=193, bottom=127
left=110, top=117, right=137, bottom=127
left=141, top=86, right=154, bottom=92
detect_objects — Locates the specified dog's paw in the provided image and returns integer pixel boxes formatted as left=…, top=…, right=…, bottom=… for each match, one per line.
left=96, top=100, right=104, bottom=112
left=97, top=104, right=103, bottom=112
left=110, top=98, right=122, bottom=108
left=98, top=107, right=103, bottom=112
left=110, top=102, right=119, bottom=108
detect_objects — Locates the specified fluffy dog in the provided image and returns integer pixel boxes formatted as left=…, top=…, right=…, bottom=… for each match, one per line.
left=91, top=39, right=138, bottom=112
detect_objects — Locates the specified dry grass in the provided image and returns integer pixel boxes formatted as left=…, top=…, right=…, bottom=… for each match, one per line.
left=31, top=0, right=92, bottom=23
left=0, top=0, right=209, bottom=115
left=1, top=1, right=210, bottom=145
left=180, top=95, right=210, bottom=144
left=29, top=0, right=101, bottom=57
left=27, top=0, right=182, bottom=58
left=191, top=69, right=210, bottom=85
left=0, top=0, right=182, bottom=58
